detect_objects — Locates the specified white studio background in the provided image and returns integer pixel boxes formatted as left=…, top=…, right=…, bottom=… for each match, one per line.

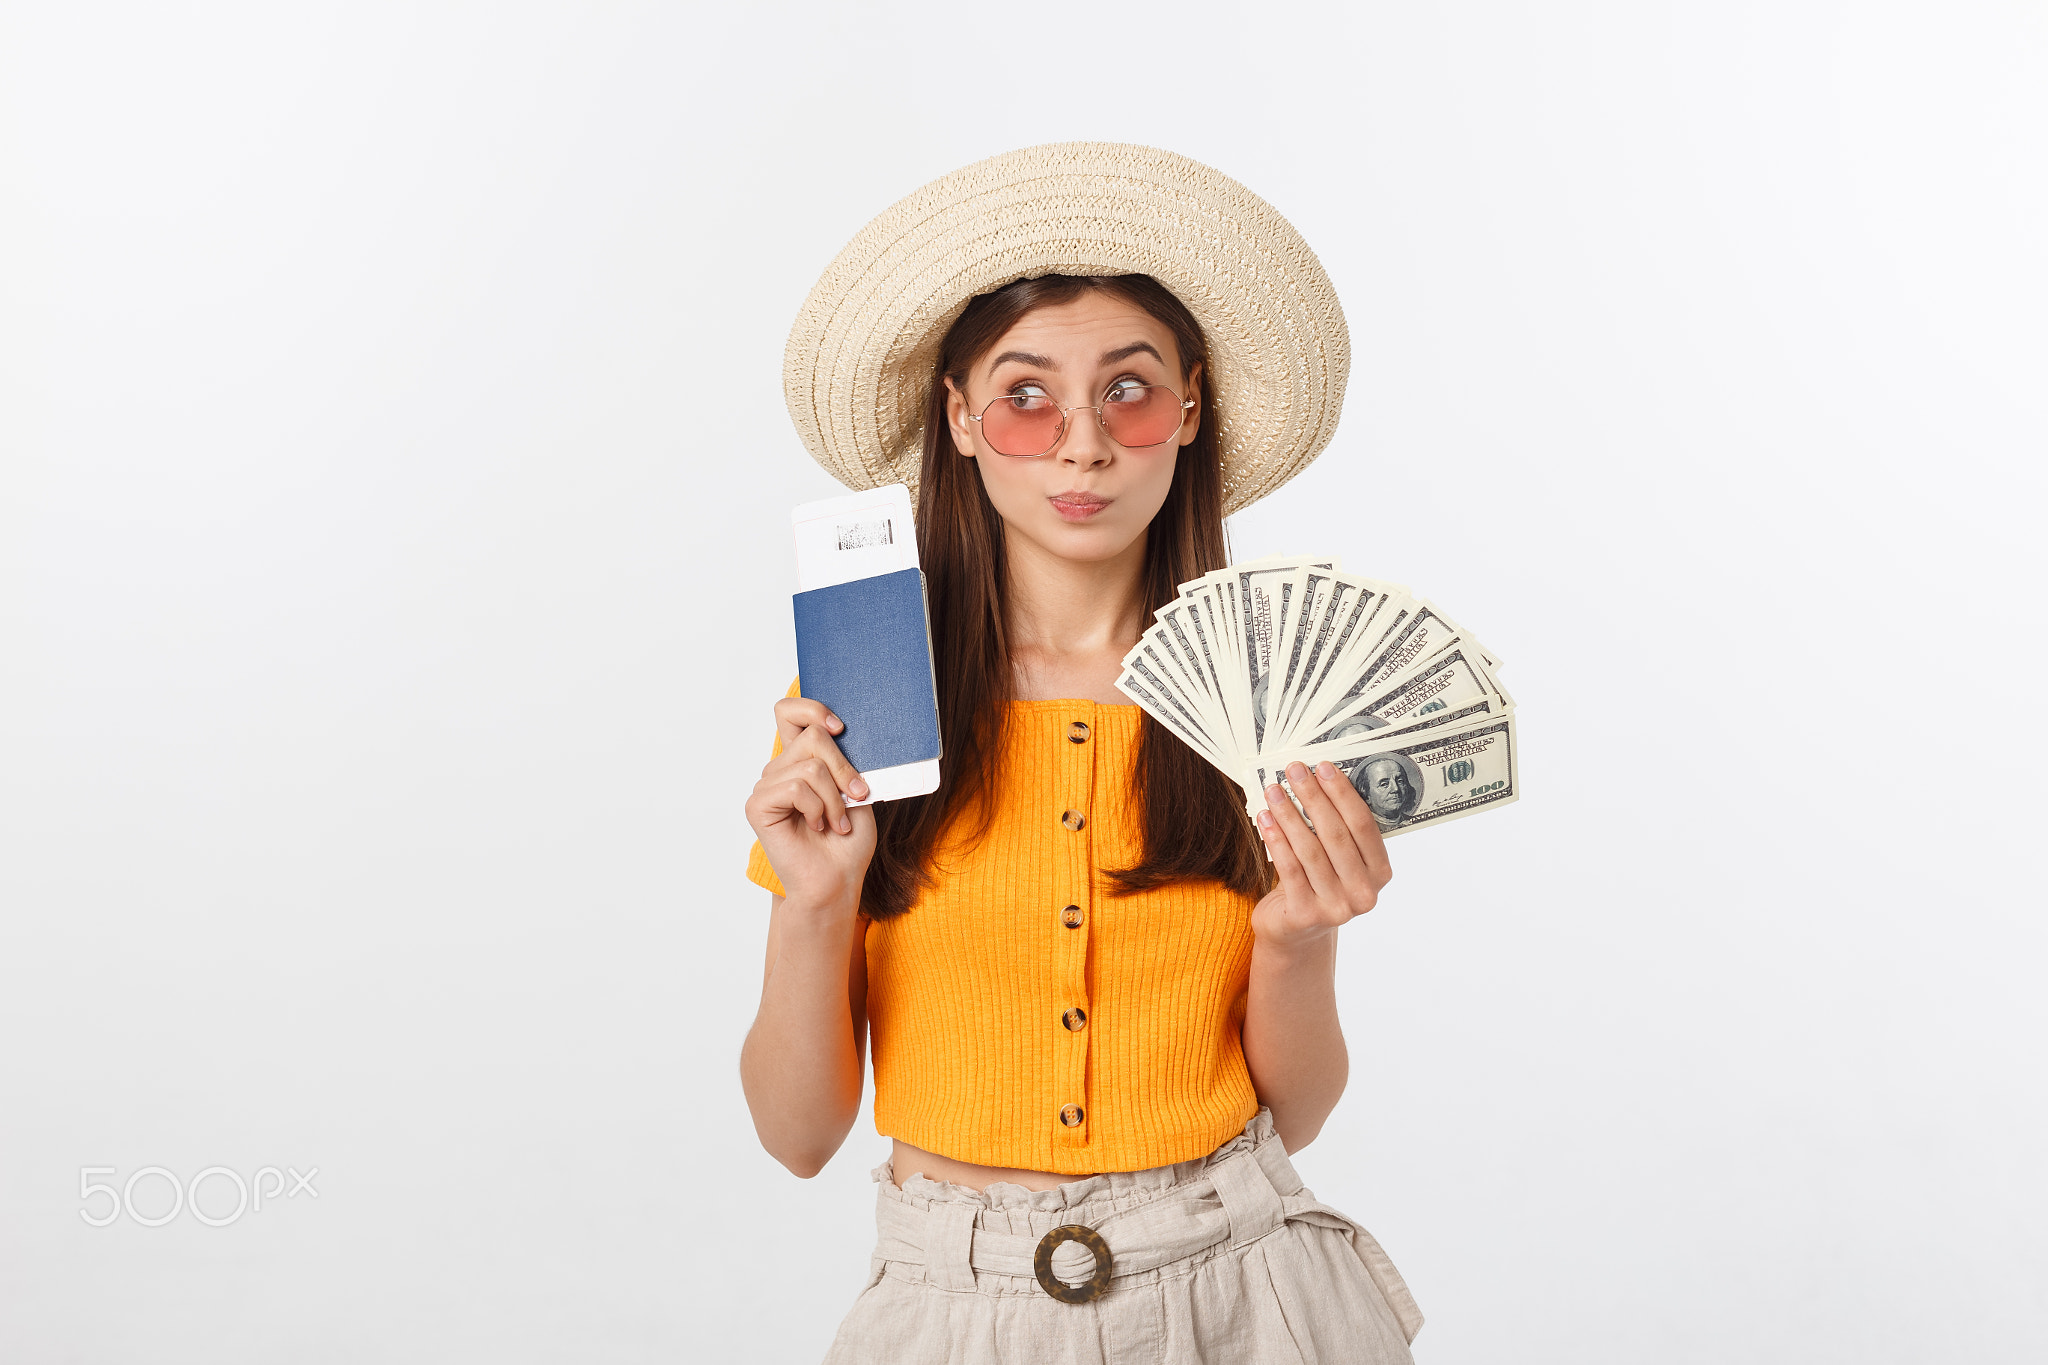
left=2, top=3, right=2042, bottom=1361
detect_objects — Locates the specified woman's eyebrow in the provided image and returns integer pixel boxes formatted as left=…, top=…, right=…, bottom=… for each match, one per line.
left=1101, top=341, right=1165, bottom=366
left=986, top=349, right=1057, bottom=376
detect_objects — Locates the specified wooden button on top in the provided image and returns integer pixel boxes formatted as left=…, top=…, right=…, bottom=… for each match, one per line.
left=1067, top=721, right=1090, bottom=743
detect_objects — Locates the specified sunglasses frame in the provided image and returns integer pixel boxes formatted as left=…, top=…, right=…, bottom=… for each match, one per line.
left=966, top=383, right=1196, bottom=459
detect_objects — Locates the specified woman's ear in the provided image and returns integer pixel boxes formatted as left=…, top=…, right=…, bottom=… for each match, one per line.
left=1178, top=363, right=1203, bottom=447
left=944, top=377, right=977, bottom=456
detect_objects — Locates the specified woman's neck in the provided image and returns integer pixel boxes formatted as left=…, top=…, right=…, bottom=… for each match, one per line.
left=1002, top=530, right=1148, bottom=704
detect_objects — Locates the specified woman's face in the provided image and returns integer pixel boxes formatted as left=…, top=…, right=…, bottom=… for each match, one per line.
left=945, top=291, right=1201, bottom=568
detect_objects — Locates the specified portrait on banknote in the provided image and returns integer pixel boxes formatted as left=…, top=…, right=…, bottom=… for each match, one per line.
left=1350, top=751, right=1425, bottom=826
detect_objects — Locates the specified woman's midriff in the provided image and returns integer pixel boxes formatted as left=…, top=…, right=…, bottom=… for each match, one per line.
left=889, top=1137, right=1095, bottom=1192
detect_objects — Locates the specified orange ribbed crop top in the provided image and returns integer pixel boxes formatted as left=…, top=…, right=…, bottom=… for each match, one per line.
left=745, top=691, right=1262, bottom=1175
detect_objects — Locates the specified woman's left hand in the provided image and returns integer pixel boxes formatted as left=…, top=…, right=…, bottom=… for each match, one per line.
left=1250, top=760, right=1393, bottom=952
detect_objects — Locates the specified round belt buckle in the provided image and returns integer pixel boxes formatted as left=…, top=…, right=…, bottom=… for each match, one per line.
left=1034, top=1223, right=1113, bottom=1304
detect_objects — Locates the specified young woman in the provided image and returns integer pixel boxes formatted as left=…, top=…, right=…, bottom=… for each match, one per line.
left=741, top=144, right=1423, bottom=1362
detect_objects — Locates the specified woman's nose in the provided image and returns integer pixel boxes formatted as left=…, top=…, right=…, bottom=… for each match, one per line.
left=1057, top=405, right=1115, bottom=467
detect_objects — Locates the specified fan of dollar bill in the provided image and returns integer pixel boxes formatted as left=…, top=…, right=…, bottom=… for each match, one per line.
left=1115, top=555, right=1519, bottom=837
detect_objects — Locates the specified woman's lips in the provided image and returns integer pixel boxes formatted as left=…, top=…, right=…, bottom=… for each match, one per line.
left=1049, top=491, right=1112, bottom=522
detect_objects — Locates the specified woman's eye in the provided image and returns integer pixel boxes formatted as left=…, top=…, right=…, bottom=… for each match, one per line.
left=1004, top=383, right=1052, bottom=409
left=1104, top=380, right=1149, bottom=403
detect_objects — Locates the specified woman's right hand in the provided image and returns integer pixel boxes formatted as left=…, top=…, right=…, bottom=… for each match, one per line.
left=744, top=695, right=877, bottom=911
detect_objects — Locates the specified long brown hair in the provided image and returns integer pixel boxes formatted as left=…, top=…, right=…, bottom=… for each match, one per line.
left=862, top=274, right=1274, bottom=920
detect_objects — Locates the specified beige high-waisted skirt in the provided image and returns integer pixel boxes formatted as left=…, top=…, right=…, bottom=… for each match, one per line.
left=824, top=1110, right=1423, bottom=1363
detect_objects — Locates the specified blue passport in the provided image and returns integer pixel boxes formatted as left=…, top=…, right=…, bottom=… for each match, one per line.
left=792, top=567, right=943, bottom=803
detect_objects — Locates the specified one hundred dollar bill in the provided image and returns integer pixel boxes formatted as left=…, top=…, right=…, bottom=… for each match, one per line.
left=1292, top=644, right=1504, bottom=747
left=1245, top=707, right=1519, bottom=838
left=1233, top=561, right=1320, bottom=750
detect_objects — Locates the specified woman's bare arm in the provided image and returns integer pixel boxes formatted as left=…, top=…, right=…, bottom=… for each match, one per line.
left=740, top=892, right=868, bottom=1177
left=1240, top=759, right=1394, bottom=1152
left=738, top=695, right=877, bottom=1177
left=1243, top=929, right=1348, bottom=1153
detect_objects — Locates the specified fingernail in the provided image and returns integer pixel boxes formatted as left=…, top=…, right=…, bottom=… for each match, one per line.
left=851, top=778, right=869, bottom=799
left=1317, top=761, right=1337, bottom=778
left=1257, top=809, right=1274, bottom=828
left=840, top=817, right=852, bottom=834
left=827, top=714, right=843, bottom=731
left=1288, top=761, right=1308, bottom=781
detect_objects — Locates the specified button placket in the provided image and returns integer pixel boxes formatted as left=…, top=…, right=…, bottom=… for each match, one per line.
left=1053, top=703, right=1096, bottom=1149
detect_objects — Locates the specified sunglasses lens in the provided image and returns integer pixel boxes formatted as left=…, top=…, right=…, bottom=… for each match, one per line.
left=980, top=394, right=1062, bottom=456
left=1100, top=386, right=1185, bottom=448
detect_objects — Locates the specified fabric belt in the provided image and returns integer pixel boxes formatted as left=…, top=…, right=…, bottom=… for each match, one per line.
left=878, top=1137, right=1315, bottom=1283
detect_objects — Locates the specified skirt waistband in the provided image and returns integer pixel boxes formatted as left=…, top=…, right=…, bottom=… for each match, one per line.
left=876, top=1134, right=1308, bottom=1285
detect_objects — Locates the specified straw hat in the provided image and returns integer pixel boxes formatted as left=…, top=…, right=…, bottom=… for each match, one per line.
left=783, top=142, right=1349, bottom=516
